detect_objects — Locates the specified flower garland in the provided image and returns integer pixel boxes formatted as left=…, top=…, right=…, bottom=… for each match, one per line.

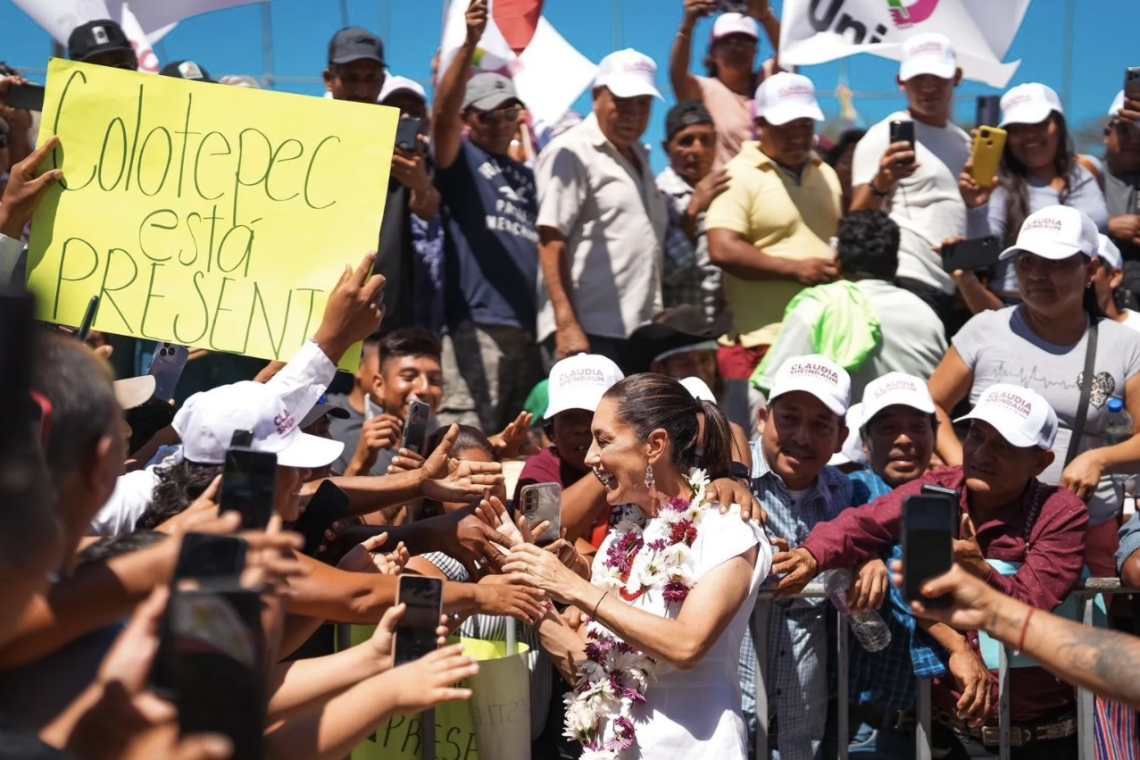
left=564, top=469, right=711, bottom=760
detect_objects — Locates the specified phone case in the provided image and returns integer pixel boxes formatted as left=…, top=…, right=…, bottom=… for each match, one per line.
left=1126, top=68, right=1140, bottom=102
left=521, top=483, right=562, bottom=545
left=149, top=343, right=190, bottom=402
left=401, top=401, right=431, bottom=454
left=889, top=120, right=915, bottom=164
left=941, top=237, right=1002, bottom=274
left=970, top=127, right=1007, bottom=189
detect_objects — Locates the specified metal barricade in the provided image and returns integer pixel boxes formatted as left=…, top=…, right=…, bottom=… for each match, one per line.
left=753, top=579, right=1136, bottom=760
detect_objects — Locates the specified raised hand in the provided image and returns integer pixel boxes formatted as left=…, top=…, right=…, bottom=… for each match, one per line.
left=488, top=411, right=540, bottom=460
left=421, top=425, right=505, bottom=504
left=370, top=605, right=449, bottom=674
left=465, top=0, right=488, bottom=45
left=312, top=252, right=386, bottom=363
left=0, top=135, right=64, bottom=237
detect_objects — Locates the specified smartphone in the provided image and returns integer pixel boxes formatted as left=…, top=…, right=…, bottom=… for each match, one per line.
left=149, top=342, right=190, bottom=403
left=230, top=429, right=253, bottom=448
left=173, top=534, right=248, bottom=580
left=920, top=484, right=961, bottom=539
left=394, top=117, right=423, bottom=153
left=940, top=236, right=1002, bottom=273
left=6, top=83, right=46, bottom=112
left=292, top=480, right=350, bottom=556
left=715, top=0, right=749, bottom=11
left=221, top=448, right=278, bottom=530
left=975, top=95, right=1002, bottom=129
left=401, top=400, right=431, bottom=455
left=395, top=575, right=444, bottom=667
left=889, top=120, right=915, bottom=164
left=902, top=494, right=955, bottom=608
left=76, top=296, right=100, bottom=342
left=154, top=586, right=266, bottom=759
left=1126, top=67, right=1140, bottom=104
left=520, top=482, right=562, bottom=547
left=969, top=126, right=1007, bottom=189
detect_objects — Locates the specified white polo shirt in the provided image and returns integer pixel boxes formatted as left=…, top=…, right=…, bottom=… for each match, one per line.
left=535, top=114, right=668, bottom=342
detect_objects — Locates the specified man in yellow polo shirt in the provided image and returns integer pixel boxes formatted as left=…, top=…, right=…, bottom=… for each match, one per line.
left=707, top=72, right=843, bottom=379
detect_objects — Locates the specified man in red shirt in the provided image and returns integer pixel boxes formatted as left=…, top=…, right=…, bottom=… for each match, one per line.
left=774, top=383, right=1088, bottom=758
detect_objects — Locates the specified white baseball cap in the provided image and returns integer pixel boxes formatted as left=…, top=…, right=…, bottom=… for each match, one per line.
left=378, top=75, right=427, bottom=104
left=1098, top=233, right=1124, bottom=271
left=860, top=372, right=936, bottom=426
left=955, top=384, right=1058, bottom=450
left=711, top=13, right=759, bottom=42
left=999, top=83, right=1062, bottom=128
left=754, top=72, right=824, bottom=125
left=829, top=403, right=869, bottom=468
left=544, top=354, right=624, bottom=418
left=680, top=376, right=717, bottom=403
left=174, top=381, right=344, bottom=468
left=594, top=49, right=663, bottom=100
left=1110, top=90, right=1125, bottom=118
left=999, top=205, right=1100, bottom=262
left=114, top=375, right=156, bottom=411
left=768, top=354, right=851, bottom=417
left=898, top=33, right=957, bottom=82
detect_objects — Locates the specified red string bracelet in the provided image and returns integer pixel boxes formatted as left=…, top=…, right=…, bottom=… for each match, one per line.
left=1014, top=608, right=1035, bottom=655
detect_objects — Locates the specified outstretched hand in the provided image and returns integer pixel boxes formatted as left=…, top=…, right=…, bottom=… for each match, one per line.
left=312, top=252, right=386, bottom=364
left=421, top=425, right=505, bottom=504
left=0, top=135, right=64, bottom=237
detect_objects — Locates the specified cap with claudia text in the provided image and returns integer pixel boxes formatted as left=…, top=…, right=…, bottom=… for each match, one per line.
left=754, top=72, right=825, bottom=125
left=768, top=354, right=851, bottom=416
left=1098, top=233, right=1124, bottom=272
left=999, top=205, right=1099, bottom=262
left=594, top=49, right=663, bottom=101
left=545, top=354, right=624, bottom=418
left=898, top=33, right=957, bottom=82
left=955, top=384, right=1058, bottom=450
left=711, top=13, right=759, bottom=42
left=463, top=72, right=520, bottom=111
left=999, top=83, right=1062, bottom=128
left=68, top=20, right=135, bottom=64
left=665, top=101, right=714, bottom=141
left=860, top=372, right=936, bottom=427
left=328, top=27, right=385, bottom=66
left=379, top=75, right=427, bottom=104
left=174, top=381, right=344, bottom=468
left=161, top=60, right=216, bottom=83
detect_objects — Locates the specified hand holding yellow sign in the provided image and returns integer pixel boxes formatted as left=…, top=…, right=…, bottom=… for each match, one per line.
left=25, top=58, right=398, bottom=370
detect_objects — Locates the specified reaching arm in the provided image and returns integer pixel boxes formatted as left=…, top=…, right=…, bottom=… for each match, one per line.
left=267, top=638, right=386, bottom=721
left=558, top=474, right=610, bottom=544
left=669, top=3, right=705, bottom=103
left=432, top=0, right=487, bottom=171
left=927, top=347, right=974, bottom=467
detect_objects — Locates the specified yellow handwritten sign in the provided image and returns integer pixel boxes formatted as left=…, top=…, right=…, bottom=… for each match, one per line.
left=26, top=58, right=397, bottom=370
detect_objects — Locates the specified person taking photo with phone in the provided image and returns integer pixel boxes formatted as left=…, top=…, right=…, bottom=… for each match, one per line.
left=959, top=83, right=1108, bottom=309
left=850, top=33, right=971, bottom=337
left=669, top=0, right=782, bottom=169
left=773, top=384, right=1088, bottom=760
left=432, top=0, right=544, bottom=436
left=1102, top=90, right=1140, bottom=303
left=927, top=206, right=1140, bottom=578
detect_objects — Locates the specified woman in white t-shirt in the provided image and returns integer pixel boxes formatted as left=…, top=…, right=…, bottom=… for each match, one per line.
left=928, top=205, right=1140, bottom=577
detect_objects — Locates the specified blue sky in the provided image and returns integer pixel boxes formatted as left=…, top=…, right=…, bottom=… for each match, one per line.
left=1, top=0, right=1136, bottom=172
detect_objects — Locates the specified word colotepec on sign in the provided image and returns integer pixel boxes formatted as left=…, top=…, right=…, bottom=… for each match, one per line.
left=27, top=58, right=398, bottom=371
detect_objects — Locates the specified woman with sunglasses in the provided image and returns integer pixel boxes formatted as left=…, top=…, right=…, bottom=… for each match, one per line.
left=670, top=0, right=781, bottom=169
left=928, top=206, right=1140, bottom=578
left=959, top=83, right=1108, bottom=308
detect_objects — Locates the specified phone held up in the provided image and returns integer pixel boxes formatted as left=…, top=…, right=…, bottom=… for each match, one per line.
left=940, top=236, right=1002, bottom=274
left=6, top=82, right=46, bottom=112
left=395, top=575, right=444, bottom=667
left=975, top=95, right=1002, bottom=129
left=714, top=0, right=749, bottom=11
left=889, top=119, right=916, bottom=165
left=520, top=482, right=562, bottom=547
left=969, top=126, right=1007, bottom=190
left=902, top=490, right=958, bottom=609
left=394, top=117, right=423, bottom=154
left=401, top=400, right=431, bottom=456
left=1125, top=67, right=1140, bottom=105
left=292, top=480, right=350, bottom=556
left=220, top=430, right=278, bottom=530
left=149, top=342, right=190, bottom=403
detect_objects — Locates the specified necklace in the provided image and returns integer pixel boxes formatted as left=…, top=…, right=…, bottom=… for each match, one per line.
left=563, top=469, right=711, bottom=759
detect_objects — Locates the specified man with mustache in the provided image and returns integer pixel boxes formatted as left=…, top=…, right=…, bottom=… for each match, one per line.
left=737, top=354, right=853, bottom=760
left=775, top=384, right=1087, bottom=759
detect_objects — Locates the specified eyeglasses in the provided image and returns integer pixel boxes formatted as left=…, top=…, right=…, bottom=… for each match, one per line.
left=471, top=106, right=520, bottom=125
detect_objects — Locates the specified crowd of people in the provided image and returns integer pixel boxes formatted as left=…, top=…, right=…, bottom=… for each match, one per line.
left=5, top=0, right=1140, bottom=759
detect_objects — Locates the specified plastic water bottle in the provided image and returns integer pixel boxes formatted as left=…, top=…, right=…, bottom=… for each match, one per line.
left=1106, top=398, right=1134, bottom=490
left=824, top=569, right=892, bottom=653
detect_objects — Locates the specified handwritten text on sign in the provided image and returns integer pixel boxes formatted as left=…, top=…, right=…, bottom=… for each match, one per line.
left=26, top=58, right=397, bottom=370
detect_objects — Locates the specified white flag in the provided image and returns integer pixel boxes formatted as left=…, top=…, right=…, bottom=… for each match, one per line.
left=119, top=3, right=159, bottom=73
left=11, top=0, right=113, bottom=45
left=102, top=0, right=263, bottom=35
left=439, top=0, right=597, bottom=130
left=779, top=0, right=1030, bottom=88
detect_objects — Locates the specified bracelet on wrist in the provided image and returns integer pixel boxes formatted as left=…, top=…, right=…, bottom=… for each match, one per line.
left=1014, top=608, right=1035, bottom=655
left=869, top=180, right=890, bottom=199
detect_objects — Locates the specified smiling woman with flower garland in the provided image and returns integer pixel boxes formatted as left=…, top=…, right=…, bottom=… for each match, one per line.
left=504, top=373, right=772, bottom=759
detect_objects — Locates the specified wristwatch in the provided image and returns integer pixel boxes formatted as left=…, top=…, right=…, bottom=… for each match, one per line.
left=731, top=461, right=750, bottom=482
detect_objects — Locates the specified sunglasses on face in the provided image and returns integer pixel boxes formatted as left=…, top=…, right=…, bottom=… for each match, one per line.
left=471, top=106, right=520, bottom=125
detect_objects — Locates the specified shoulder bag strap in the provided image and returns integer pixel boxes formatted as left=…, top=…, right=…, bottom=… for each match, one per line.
left=1065, top=317, right=1099, bottom=467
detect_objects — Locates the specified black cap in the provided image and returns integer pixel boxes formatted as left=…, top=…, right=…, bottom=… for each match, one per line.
left=300, top=398, right=351, bottom=430
left=68, top=20, right=136, bottom=66
left=161, top=60, right=216, bottom=83
left=627, top=305, right=733, bottom=374
left=665, top=100, right=714, bottom=141
left=328, top=27, right=385, bottom=66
